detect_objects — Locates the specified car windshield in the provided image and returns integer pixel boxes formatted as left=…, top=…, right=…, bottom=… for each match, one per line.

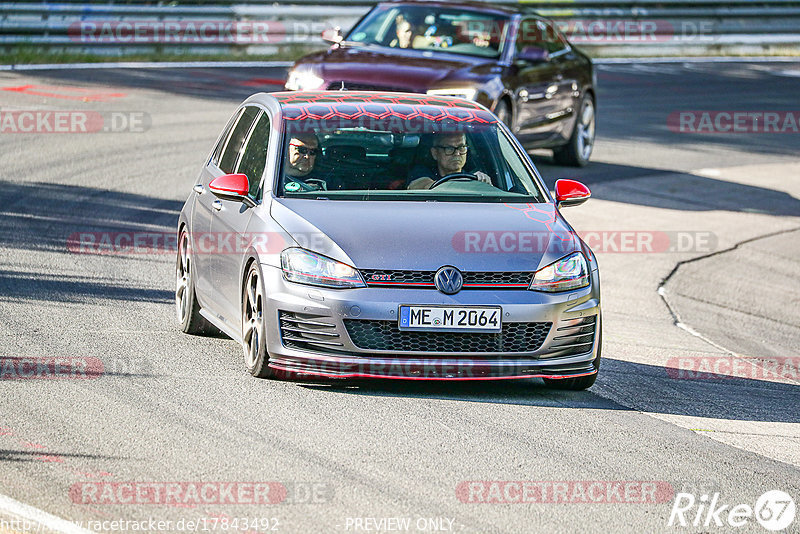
left=346, top=5, right=509, bottom=59
left=276, top=100, right=547, bottom=203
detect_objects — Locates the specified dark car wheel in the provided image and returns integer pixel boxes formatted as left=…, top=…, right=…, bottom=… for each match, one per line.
left=553, top=94, right=595, bottom=167
left=176, top=228, right=217, bottom=335
left=242, top=262, right=274, bottom=378
left=543, top=327, right=601, bottom=390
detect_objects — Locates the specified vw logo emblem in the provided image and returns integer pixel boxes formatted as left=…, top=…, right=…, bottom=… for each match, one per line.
left=434, top=266, right=463, bottom=295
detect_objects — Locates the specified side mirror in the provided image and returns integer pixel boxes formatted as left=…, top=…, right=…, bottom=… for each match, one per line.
left=555, top=179, right=591, bottom=208
left=322, top=27, right=343, bottom=44
left=517, top=46, right=549, bottom=64
left=208, top=174, right=255, bottom=206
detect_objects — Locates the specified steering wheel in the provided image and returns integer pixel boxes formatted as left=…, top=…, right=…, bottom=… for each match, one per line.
left=429, top=172, right=477, bottom=189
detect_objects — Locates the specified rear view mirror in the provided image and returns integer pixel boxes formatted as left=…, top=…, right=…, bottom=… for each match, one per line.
left=555, top=179, right=591, bottom=208
left=322, top=27, right=343, bottom=44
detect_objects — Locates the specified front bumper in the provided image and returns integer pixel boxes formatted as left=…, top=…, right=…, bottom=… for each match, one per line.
left=262, top=265, right=601, bottom=380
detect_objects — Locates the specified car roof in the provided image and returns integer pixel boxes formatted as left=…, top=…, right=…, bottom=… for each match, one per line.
left=377, top=0, right=523, bottom=17
left=270, top=91, right=486, bottom=110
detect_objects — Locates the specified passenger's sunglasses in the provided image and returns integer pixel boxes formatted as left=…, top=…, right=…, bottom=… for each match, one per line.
left=289, top=143, right=319, bottom=156
left=434, top=144, right=468, bottom=155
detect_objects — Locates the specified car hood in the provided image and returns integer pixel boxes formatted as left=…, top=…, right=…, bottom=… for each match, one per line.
left=271, top=199, right=580, bottom=272
left=296, top=47, right=495, bottom=92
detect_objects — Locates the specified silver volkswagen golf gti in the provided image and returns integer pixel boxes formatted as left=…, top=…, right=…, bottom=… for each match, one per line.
left=176, top=91, right=601, bottom=389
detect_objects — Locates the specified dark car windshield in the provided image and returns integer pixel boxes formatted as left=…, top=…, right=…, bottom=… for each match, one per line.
left=346, top=5, right=509, bottom=59
left=276, top=102, right=546, bottom=203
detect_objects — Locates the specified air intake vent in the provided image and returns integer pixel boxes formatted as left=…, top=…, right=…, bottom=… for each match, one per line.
left=279, top=311, right=343, bottom=352
left=539, top=316, right=596, bottom=358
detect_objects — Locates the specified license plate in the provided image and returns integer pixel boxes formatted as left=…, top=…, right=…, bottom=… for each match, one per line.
left=398, top=305, right=501, bottom=333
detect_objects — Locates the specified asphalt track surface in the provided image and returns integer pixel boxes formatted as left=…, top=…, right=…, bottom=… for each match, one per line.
left=0, top=61, right=799, bottom=533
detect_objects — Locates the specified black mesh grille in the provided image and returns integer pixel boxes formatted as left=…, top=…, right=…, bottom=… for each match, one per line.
left=360, top=270, right=532, bottom=289
left=344, top=319, right=551, bottom=353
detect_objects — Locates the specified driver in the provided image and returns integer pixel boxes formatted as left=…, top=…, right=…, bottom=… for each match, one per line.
left=389, top=14, right=415, bottom=49
left=407, top=133, right=492, bottom=190
left=283, top=133, right=328, bottom=192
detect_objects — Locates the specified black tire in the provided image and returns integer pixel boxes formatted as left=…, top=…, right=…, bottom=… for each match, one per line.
left=553, top=93, right=595, bottom=167
left=242, top=261, right=274, bottom=378
left=543, top=323, right=601, bottom=391
left=176, top=228, right=217, bottom=335
left=494, top=99, right=512, bottom=129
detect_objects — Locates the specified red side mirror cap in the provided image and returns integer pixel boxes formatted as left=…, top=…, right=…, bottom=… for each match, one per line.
left=209, top=173, right=250, bottom=198
left=555, top=179, right=591, bottom=208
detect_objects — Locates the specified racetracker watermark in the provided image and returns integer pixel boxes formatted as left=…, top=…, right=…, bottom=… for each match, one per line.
left=0, top=357, right=103, bottom=379
left=668, top=111, right=800, bottom=134
left=666, top=357, right=800, bottom=381
left=68, top=20, right=332, bottom=44
left=70, top=482, right=287, bottom=505
left=67, top=231, right=295, bottom=255
left=0, top=111, right=150, bottom=134
left=67, top=230, right=717, bottom=256
left=456, top=481, right=674, bottom=504
left=453, top=230, right=717, bottom=254
left=668, top=490, right=796, bottom=531
left=460, top=18, right=716, bottom=44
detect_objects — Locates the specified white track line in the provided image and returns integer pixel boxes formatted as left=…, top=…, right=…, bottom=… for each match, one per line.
left=594, top=56, right=800, bottom=64
left=0, top=493, right=94, bottom=534
left=0, top=57, right=798, bottom=71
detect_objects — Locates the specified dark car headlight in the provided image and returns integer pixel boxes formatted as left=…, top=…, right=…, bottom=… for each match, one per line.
left=281, top=248, right=365, bottom=289
left=529, top=252, right=590, bottom=292
left=285, top=69, right=325, bottom=91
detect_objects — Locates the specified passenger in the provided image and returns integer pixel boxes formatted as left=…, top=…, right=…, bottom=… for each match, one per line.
left=407, top=133, right=492, bottom=189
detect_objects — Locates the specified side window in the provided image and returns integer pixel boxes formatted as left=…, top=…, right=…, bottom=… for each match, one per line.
left=210, top=108, right=243, bottom=167
left=218, top=106, right=260, bottom=174
left=235, top=112, right=271, bottom=198
left=517, top=18, right=566, bottom=55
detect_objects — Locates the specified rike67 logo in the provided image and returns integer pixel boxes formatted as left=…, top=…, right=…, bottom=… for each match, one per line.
left=669, top=490, right=795, bottom=531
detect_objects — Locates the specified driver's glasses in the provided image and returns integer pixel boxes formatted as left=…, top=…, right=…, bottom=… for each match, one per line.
left=434, top=144, right=468, bottom=155
left=290, top=144, right=319, bottom=157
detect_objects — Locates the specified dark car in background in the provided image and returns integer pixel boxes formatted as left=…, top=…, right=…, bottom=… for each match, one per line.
left=286, top=1, right=597, bottom=166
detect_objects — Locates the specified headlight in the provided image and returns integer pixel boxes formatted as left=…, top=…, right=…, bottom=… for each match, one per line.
left=529, top=252, right=589, bottom=292
left=426, top=87, right=478, bottom=100
left=285, top=69, right=325, bottom=91
left=281, top=248, right=365, bottom=289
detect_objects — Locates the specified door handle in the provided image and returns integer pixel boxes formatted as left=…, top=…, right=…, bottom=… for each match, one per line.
left=212, top=200, right=222, bottom=211
left=193, top=184, right=204, bottom=195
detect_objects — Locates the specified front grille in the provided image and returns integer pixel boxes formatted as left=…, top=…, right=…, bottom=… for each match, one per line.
left=344, top=319, right=551, bottom=353
left=360, top=269, right=532, bottom=289
left=279, top=311, right=344, bottom=352
left=539, top=316, right=596, bottom=358
left=328, top=81, right=411, bottom=93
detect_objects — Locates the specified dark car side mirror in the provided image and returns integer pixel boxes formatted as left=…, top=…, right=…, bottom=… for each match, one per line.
left=517, top=46, right=549, bottom=64
left=322, top=27, right=343, bottom=45
left=555, top=179, right=591, bottom=208
left=208, top=174, right=256, bottom=207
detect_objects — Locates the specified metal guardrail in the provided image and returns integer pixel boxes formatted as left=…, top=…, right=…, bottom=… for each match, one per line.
left=1, top=1, right=799, bottom=56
